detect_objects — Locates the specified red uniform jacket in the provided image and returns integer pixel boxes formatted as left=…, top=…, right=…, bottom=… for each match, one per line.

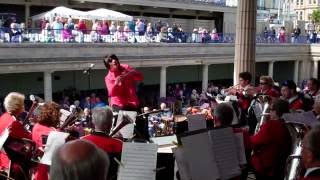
left=105, top=64, right=143, bottom=108
left=82, top=134, right=123, bottom=154
left=289, top=96, right=304, bottom=111
left=32, top=123, right=56, bottom=180
left=250, top=119, right=291, bottom=177
left=0, top=112, right=31, bottom=170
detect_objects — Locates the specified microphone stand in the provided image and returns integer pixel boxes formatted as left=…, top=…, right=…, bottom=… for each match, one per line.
left=84, top=67, right=93, bottom=128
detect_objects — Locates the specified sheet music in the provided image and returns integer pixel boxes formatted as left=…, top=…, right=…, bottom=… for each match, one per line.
left=283, top=111, right=320, bottom=128
left=117, top=111, right=137, bottom=139
left=181, top=131, right=220, bottom=180
left=187, top=114, right=206, bottom=131
left=40, top=131, right=69, bottom=165
left=209, top=128, right=241, bottom=180
left=234, top=132, right=247, bottom=165
left=0, top=129, right=9, bottom=150
left=118, top=142, right=158, bottom=180
left=172, top=147, right=192, bottom=180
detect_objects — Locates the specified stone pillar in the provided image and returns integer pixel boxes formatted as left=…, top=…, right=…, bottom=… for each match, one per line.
left=44, top=71, right=52, bottom=101
left=268, top=61, right=274, bottom=78
left=300, top=60, right=311, bottom=81
left=202, top=64, right=209, bottom=91
left=25, top=4, right=30, bottom=25
left=294, top=60, right=299, bottom=84
left=313, top=60, right=318, bottom=79
left=234, top=0, right=257, bottom=85
left=160, top=66, right=167, bottom=98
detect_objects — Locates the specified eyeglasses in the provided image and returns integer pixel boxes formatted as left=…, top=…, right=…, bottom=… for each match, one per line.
left=260, top=82, right=267, bottom=85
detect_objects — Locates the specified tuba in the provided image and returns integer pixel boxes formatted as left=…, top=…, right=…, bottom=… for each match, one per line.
left=285, top=122, right=308, bottom=180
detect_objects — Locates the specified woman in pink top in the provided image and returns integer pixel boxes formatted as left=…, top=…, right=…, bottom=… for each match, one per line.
left=104, top=54, right=143, bottom=111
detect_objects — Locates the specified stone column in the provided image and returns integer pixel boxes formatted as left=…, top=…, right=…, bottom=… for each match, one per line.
left=44, top=71, right=52, bottom=101
left=202, top=64, right=209, bottom=91
left=300, top=60, right=311, bottom=81
left=294, top=60, right=299, bottom=84
left=25, top=4, right=30, bottom=26
left=313, top=60, right=318, bottom=79
left=160, top=66, right=167, bottom=98
left=234, top=0, right=257, bottom=85
left=268, top=61, right=274, bottom=78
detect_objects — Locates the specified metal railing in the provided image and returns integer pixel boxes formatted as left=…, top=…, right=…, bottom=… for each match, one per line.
left=0, top=27, right=316, bottom=44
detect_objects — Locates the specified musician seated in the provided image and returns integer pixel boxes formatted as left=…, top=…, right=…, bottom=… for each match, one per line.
left=214, top=103, right=251, bottom=179
left=250, top=99, right=292, bottom=180
left=82, top=107, right=122, bottom=154
left=301, top=126, right=320, bottom=180
left=258, top=76, right=280, bottom=100
left=50, top=140, right=110, bottom=180
left=304, top=78, right=320, bottom=98
left=281, top=80, right=305, bottom=111
left=0, top=92, right=31, bottom=171
left=32, top=101, right=60, bottom=180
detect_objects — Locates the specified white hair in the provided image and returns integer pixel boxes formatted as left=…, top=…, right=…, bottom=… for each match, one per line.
left=4, top=92, right=25, bottom=114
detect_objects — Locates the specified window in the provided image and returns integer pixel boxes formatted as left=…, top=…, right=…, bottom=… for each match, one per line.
left=300, top=11, right=303, bottom=20
left=309, top=0, right=312, bottom=4
left=313, top=0, right=316, bottom=4
left=297, top=0, right=299, bottom=5
left=301, top=0, right=304, bottom=5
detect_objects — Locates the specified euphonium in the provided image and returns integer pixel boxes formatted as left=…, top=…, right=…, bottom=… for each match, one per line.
left=254, top=95, right=270, bottom=134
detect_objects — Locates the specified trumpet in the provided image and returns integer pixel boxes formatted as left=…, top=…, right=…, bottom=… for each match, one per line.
left=221, top=84, right=241, bottom=95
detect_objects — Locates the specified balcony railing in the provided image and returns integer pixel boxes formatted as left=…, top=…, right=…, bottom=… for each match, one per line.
left=0, top=27, right=315, bottom=44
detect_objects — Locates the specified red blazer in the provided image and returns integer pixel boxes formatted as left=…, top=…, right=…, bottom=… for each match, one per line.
left=290, top=98, right=304, bottom=111
left=82, top=134, right=123, bottom=154
left=0, top=112, right=31, bottom=170
left=32, top=123, right=56, bottom=180
left=250, top=119, right=291, bottom=176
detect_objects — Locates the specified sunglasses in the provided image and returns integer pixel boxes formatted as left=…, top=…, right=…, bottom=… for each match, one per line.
left=259, top=82, right=267, bottom=85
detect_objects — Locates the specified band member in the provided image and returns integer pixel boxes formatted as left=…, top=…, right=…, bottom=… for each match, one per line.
left=103, top=54, right=144, bottom=111
left=228, top=72, right=255, bottom=125
left=0, top=92, right=31, bottom=170
left=281, top=80, right=304, bottom=111
left=258, top=76, right=280, bottom=99
left=32, top=101, right=61, bottom=180
left=304, top=78, right=320, bottom=98
left=301, top=126, right=320, bottom=180
left=82, top=107, right=122, bottom=154
left=213, top=103, right=251, bottom=180
left=251, top=99, right=292, bottom=180
left=50, top=140, right=110, bottom=180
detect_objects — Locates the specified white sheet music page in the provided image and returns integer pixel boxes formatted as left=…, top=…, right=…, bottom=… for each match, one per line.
left=209, top=128, right=241, bottom=180
left=0, top=128, right=9, bottom=150
left=172, top=147, right=192, bottom=180
left=117, top=111, right=137, bottom=139
left=40, top=131, right=69, bottom=165
left=118, top=142, right=158, bottom=180
left=181, top=131, right=220, bottom=180
left=234, top=132, right=247, bottom=165
left=187, top=114, right=206, bottom=131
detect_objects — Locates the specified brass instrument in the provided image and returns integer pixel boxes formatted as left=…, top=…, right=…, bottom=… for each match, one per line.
left=109, top=114, right=133, bottom=137
left=285, top=123, right=308, bottom=180
left=254, top=95, right=271, bottom=134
